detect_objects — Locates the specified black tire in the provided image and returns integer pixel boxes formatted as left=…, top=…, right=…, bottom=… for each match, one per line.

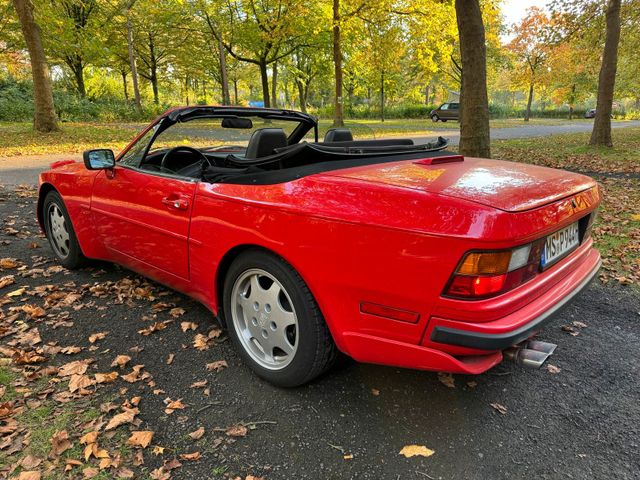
left=431, top=114, right=439, bottom=122
left=222, top=249, right=337, bottom=387
left=442, top=119, right=448, bottom=122
left=42, top=190, right=86, bottom=269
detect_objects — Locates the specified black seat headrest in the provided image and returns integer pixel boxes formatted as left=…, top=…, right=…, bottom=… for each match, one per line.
left=324, top=128, right=354, bottom=142
left=245, top=128, right=288, bottom=159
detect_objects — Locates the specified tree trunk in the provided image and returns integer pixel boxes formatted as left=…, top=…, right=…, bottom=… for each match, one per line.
left=296, top=80, right=307, bottom=113
left=524, top=83, right=534, bottom=122
left=332, top=0, right=344, bottom=126
left=424, top=84, right=430, bottom=105
left=65, top=57, right=86, bottom=97
left=12, top=0, right=58, bottom=132
left=126, top=10, right=142, bottom=111
left=569, top=84, right=576, bottom=120
left=259, top=60, right=270, bottom=107
left=121, top=70, right=129, bottom=101
left=455, top=0, right=491, bottom=158
left=380, top=70, right=385, bottom=122
left=233, top=78, right=238, bottom=105
left=271, top=61, right=278, bottom=108
left=148, top=34, right=159, bottom=104
left=218, top=37, right=230, bottom=105
left=590, top=0, right=621, bottom=147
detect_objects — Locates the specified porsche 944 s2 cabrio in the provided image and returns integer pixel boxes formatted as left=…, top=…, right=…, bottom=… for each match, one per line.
left=37, top=106, right=601, bottom=386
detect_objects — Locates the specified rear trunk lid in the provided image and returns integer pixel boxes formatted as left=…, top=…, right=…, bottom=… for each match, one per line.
left=324, top=156, right=596, bottom=212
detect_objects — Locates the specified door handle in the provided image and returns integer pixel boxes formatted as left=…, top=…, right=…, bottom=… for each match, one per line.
left=162, top=196, right=189, bottom=210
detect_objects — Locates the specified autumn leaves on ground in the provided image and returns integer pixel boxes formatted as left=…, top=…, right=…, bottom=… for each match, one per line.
left=0, top=187, right=262, bottom=479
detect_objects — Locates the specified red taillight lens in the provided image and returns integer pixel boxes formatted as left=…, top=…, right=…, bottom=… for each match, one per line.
left=444, top=241, right=544, bottom=300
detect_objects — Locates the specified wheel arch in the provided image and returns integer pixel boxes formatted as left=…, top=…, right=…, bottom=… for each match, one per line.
left=37, top=183, right=58, bottom=232
left=213, top=244, right=334, bottom=340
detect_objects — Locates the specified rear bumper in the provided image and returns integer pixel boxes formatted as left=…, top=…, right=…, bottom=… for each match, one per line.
left=430, top=256, right=601, bottom=350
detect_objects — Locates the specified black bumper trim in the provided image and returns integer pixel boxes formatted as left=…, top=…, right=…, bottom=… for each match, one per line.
left=431, top=260, right=601, bottom=351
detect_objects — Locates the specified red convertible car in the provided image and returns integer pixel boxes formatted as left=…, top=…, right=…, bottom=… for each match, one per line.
left=38, top=106, right=601, bottom=386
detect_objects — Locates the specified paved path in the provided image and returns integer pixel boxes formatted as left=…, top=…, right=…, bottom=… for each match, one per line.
left=2, top=120, right=639, bottom=185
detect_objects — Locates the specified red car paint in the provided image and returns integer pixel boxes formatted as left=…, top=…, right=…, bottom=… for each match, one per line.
left=37, top=109, right=601, bottom=375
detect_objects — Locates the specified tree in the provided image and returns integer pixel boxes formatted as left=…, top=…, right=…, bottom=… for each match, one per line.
left=455, top=0, right=490, bottom=157
left=507, top=8, right=552, bottom=121
left=590, top=0, right=621, bottom=146
left=197, top=0, right=311, bottom=108
left=11, top=0, right=58, bottom=131
left=42, top=0, right=100, bottom=97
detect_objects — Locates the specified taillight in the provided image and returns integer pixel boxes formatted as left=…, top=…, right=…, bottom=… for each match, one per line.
left=444, top=241, right=544, bottom=299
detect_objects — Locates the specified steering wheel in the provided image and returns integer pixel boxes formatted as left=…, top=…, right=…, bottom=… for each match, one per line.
left=160, top=146, right=213, bottom=171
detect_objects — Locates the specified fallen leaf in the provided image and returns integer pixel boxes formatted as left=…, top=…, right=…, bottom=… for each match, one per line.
left=111, top=355, right=131, bottom=368
left=572, top=321, right=588, bottom=328
left=61, top=346, right=82, bottom=355
left=51, top=430, right=73, bottom=456
left=88, top=332, right=107, bottom=343
left=466, top=381, right=478, bottom=389
left=80, top=431, right=99, bottom=445
left=490, top=402, right=508, bottom=415
left=205, top=360, right=228, bottom=372
left=138, top=321, right=169, bottom=336
left=225, top=424, right=247, bottom=437
left=105, top=407, right=139, bottom=430
left=164, top=398, right=186, bottom=414
left=561, top=325, right=579, bottom=336
left=179, top=451, right=201, bottom=461
left=59, top=360, right=89, bottom=377
left=166, top=354, right=174, bottom=365
left=69, top=374, right=95, bottom=393
left=127, top=431, right=154, bottom=448
left=170, top=307, right=185, bottom=317
left=343, top=454, right=354, bottom=460
left=546, top=364, right=561, bottom=374
left=95, top=372, right=119, bottom=384
left=193, top=334, right=209, bottom=350
left=188, top=427, right=205, bottom=440
left=152, top=445, right=166, bottom=456
left=399, top=445, right=435, bottom=458
left=190, top=380, right=207, bottom=388
left=6, top=287, right=25, bottom=297
left=17, top=472, right=41, bottom=480
left=437, top=372, right=455, bottom=389
left=180, top=321, right=197, bottom=332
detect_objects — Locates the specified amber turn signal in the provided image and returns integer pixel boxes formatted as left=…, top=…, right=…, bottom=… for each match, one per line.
left=457, top=251, right=512, bottom=276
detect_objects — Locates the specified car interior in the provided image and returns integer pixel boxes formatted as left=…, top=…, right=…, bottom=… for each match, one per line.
left=133, top=108, right=449, bottom=184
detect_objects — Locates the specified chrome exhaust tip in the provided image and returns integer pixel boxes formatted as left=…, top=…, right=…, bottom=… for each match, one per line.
left=504, top=340, right=557, bottom=369
left=526, top=340, right=557, bottom=355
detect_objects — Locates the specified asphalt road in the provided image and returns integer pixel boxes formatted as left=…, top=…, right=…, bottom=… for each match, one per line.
left=2, top=120, right=640, bottom=185
left=1, top=186, right=639, bottom=479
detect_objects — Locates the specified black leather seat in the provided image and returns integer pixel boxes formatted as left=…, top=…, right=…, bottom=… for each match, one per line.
left=324, top=128, right=354, bottom=142
left=245, top=128, right=288, bottom=158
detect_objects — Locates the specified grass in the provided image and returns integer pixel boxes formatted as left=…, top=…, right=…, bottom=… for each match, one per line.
left=0, top=121, right=144, bottom=157
left=0, top=364, right=19, bottom=401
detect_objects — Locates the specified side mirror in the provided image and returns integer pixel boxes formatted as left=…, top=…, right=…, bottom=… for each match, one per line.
left=83, top=149, right=115, bottom=170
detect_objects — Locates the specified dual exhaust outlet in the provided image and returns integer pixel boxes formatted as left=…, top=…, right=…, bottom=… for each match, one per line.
left=504, top=339, right=557, bottom=369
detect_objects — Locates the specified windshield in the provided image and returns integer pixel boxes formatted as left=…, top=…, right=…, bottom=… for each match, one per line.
left=149, top=117, right=305, bottom=154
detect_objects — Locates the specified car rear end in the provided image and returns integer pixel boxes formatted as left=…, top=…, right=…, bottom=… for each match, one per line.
left=422, top=185, right=601, bottom=364
left=319, top=155, right=601, bottom=373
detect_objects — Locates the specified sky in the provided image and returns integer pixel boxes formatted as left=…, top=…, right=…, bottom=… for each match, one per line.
left=501, top=0, right=550, bottom=40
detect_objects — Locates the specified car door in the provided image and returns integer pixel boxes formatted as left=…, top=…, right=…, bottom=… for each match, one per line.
left=91, top=165, right=197, bottom=280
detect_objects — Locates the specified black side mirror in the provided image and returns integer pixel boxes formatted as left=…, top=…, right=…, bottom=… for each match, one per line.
left=83, top=149, right=115, bottom=170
